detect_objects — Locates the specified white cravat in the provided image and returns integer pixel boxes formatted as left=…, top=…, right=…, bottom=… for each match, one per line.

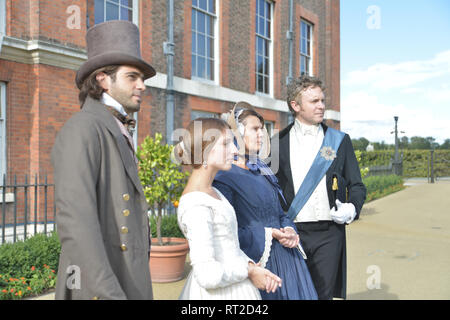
left=289, top=119, right=331, bottom=222
left=101, top=92, right=128, bottom=116
left=101, top=93, right=138, bottom=164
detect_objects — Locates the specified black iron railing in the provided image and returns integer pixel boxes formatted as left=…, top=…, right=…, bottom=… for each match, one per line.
left=1, top=174, right=56, bottom=245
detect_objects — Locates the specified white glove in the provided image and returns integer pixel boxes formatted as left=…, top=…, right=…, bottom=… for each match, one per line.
left=330, top=200, right=356, bottom=224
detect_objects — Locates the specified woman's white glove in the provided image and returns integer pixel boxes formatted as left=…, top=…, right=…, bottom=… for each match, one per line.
left=330, top=200, right=356, bottom=224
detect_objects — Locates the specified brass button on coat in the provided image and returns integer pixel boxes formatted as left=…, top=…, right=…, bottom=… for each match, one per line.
left=120, top=226, right=129, bottom=234
left=123, top=193, right=130, bottom=201
left=120, top=244, right=127, bottom=251
left=122, top=209, right=130, bottom=217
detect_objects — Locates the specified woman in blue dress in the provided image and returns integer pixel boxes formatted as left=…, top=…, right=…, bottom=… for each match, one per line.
left=213, top=102, right=318, bottom=300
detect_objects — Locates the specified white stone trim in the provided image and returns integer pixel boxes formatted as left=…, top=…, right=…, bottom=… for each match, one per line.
left=0, top=36, right=87, bottom=70
left=145, top=72, right=290, bottom=113
left=0, top=192, right=14, bottom=203
left=0, top=35, right=342, bottom=122
left=324, top=109, right=340, bottom=122
left=145, top=72, right=342, bottom=120
left=0, top=222, right=55, bottom=245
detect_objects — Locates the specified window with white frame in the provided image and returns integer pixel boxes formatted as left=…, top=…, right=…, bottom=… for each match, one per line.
left=255, top=0, right=272, bottom=94
left=0, top=82, right=6, bottom=178
left=94, top=0, right=139, bottom=25
left=191, top=0, right=217, bottom=81
left=264, top=120, right=274, bottom=137
left=300, top=20, right=313, bottom=76
left=191, top=110, right=219, bottom=120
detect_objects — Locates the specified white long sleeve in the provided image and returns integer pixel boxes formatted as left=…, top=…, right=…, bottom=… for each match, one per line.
left=179, top=204, right=249, bottom=289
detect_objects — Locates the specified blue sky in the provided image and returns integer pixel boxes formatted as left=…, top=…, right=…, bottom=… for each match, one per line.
left=340, top=0, right=450, bottom=144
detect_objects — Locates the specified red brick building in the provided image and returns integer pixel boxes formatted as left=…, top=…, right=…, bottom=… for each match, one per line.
left=1, top=0, right=340, bottom=177
left=0, top=0, right=340, bottom=229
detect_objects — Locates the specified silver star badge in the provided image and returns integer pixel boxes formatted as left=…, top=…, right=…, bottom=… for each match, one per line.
left=320, top=146, right=337, bottom=161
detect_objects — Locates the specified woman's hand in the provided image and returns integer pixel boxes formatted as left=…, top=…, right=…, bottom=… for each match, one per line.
left=248, top=262, right=282, bottom=293
left=272, top=227, right=299, bottom=248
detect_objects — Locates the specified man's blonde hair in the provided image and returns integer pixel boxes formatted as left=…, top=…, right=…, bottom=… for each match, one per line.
left=286, top=75, right=325, bottom=115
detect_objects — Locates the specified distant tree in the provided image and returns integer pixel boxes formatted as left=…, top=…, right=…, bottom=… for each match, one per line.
left=366, top=136, right=447, bottom=150
left=410, top=136, right=431, bottom=149
left=426, top=137, right=440, bottom=150
left=351, top=137, right=370, bottom=151
left=373, top=141, right=393, bottom=150
left=439, top=139, right=450, bottom=150
left=399, top=136, right=409, bottom=149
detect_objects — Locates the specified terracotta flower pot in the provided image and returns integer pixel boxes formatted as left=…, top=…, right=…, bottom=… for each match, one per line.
left=149, top=237, right=189, bottom=283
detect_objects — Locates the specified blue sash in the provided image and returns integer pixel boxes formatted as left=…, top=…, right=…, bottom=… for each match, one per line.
left=286, top=127, right=346, bottom=221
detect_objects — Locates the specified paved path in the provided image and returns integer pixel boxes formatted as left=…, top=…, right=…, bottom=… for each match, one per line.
left=33, top=179, right=450, bottom=300
left=346, top=179, right=450, bottom=299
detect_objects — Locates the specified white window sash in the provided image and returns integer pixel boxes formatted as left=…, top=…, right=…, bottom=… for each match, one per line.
left=300, top=19, right=313, bottom=76
left=255, top=0, right=273, bottom=97
left=98, top=0, right=139, bottom=26
left=191, top=0, right=218, bottom=83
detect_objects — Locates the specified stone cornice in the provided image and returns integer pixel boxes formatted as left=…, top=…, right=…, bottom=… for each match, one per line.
left=145, top=72, right=341, bottom=120
left=0, top=36, right=341, bottom=121
left=0, top=36, right=87, bottom=70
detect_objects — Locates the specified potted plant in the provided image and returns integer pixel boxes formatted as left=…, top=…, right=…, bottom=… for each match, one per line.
left=137, top=133, right=190, bottom=282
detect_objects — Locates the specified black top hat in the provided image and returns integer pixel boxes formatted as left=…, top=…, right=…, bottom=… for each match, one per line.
left=75, top=20, right=156, bottom=89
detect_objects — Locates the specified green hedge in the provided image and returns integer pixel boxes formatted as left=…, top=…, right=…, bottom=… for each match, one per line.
left=0, top=232, right=60, bottom=279
left=0, top=232, right=60, bottom=299
left=363, top=175, right=405, bottom=202
left=149, top=213, right=184, bottom=239
left=359, top=150, right=450, bottom=178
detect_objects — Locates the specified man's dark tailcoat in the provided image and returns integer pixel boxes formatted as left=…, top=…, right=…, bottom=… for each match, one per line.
left=272, top=122, right=366, bottom=299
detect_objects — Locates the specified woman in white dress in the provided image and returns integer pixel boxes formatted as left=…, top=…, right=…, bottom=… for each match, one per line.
left=175, top=118, right=282, bottom=300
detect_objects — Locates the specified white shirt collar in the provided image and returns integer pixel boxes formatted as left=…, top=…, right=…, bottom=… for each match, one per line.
left=101, top=92, right=127, bottom=116
left=294, top=118, right=320, bottom=136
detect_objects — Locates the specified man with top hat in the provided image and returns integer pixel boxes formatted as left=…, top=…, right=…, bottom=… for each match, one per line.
left=51, top=20, right=155, bottom=300
left=273, top=75, right=366, bottom=300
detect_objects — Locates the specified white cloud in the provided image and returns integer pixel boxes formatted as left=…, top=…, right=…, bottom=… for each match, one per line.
left=341, top=91, right=449, bottom=144
left=343, top=50, right=450, bottom=91
left=341, top=91, right=407, bottom=143
left=341, top=50, right=450, bottom=144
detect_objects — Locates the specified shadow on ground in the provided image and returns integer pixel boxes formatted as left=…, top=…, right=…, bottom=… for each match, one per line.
left=152, top=261, right=192, bottom=300
left=347, top=283, right=399, bottom=300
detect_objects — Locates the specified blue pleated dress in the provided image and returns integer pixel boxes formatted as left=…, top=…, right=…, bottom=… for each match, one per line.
left=213, top=165, right=318, bottom=300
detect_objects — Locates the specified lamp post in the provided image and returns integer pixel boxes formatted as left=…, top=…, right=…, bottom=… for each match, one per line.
left=392, top=116, right=403, bottom=175
left=394, top=116, right=399, bottom=162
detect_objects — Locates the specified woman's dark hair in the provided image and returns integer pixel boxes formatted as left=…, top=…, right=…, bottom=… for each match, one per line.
left=78, top=65, right=121, bottom=107
left=237, top=109, right=265, bottom=126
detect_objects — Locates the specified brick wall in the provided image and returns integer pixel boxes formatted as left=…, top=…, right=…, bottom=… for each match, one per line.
left=1, top=0, right=340, bottom=179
